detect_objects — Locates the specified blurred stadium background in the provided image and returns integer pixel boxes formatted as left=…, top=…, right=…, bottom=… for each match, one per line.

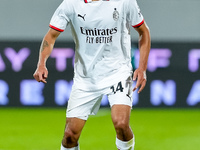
left=0, top=0, right=200, bottom=150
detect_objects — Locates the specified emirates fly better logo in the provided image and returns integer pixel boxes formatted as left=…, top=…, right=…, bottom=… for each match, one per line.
left=80, top=27, right=118, bottom=44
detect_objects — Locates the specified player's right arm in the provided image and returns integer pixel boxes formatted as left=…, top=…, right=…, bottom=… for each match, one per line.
left=33, top=28, right=60, bottom=83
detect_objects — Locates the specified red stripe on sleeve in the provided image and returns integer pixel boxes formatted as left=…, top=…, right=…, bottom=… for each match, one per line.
left=132, top=19, right=144, bottom=28
left=49, top=24, right=64, bottom=32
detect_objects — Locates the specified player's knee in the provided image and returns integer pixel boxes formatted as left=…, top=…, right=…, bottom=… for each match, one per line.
left=113, top=119, right=129, bottom=133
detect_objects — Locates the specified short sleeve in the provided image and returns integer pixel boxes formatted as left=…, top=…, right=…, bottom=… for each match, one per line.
left=127, top=0, right=144, bottom=28
left=49, top=0, right=71, bottom=32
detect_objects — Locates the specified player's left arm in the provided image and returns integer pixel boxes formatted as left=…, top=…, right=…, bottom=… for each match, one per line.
left=133, top=21, right=151, bottom=93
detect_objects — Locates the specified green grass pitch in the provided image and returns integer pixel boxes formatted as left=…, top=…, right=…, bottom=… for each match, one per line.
left=0, top=108, right=200, bottom=150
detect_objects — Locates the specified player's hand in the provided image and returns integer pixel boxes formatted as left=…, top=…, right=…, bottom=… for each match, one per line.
left=33, top=65, right=48, bottom=83
left=133, top=68, right=147, bottom=93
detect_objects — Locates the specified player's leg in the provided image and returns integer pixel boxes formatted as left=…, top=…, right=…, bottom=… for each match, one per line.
left=61, top=117, right=86, bottom=150
left=111, top=105, right=135, bottom=150
left=107, top=76, right=135, bottom=150
left=61, top=83, right=103, bottom=150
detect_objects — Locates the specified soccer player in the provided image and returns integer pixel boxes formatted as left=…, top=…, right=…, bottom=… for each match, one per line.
left=33, top=0, right=150, bottom=149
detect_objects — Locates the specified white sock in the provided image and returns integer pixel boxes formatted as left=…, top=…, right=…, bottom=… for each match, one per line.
left=116, top=137, right=135, bottom=150
left=60, top=144, right=79, bottom=150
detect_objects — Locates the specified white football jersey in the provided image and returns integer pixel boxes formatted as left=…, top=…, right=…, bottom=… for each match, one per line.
left=50, top=0, right=144, bottom=90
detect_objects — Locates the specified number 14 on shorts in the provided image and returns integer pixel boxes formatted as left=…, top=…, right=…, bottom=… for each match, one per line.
left=110, top=81, right=124, bottom=94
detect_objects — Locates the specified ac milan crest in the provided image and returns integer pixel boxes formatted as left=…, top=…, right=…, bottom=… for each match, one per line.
left=113, top=8, right=119, bottom=21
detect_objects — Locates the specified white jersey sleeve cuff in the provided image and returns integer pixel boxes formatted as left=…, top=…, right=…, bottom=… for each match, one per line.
left=132, top=19, right=144, bottom=28
left=49, top=24, right=64, bottom=32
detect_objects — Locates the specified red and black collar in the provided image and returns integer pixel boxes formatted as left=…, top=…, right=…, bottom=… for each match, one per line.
left=84, top=0, right=109, bottom=3
left=84, top=0, right=92, bottom=3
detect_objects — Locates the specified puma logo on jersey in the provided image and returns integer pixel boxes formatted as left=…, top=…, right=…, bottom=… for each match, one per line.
left=78, top=14, right=86, bottom=21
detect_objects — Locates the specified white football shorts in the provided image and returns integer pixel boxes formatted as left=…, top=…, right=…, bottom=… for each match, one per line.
left=66, top=76, right=133, bottom=120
